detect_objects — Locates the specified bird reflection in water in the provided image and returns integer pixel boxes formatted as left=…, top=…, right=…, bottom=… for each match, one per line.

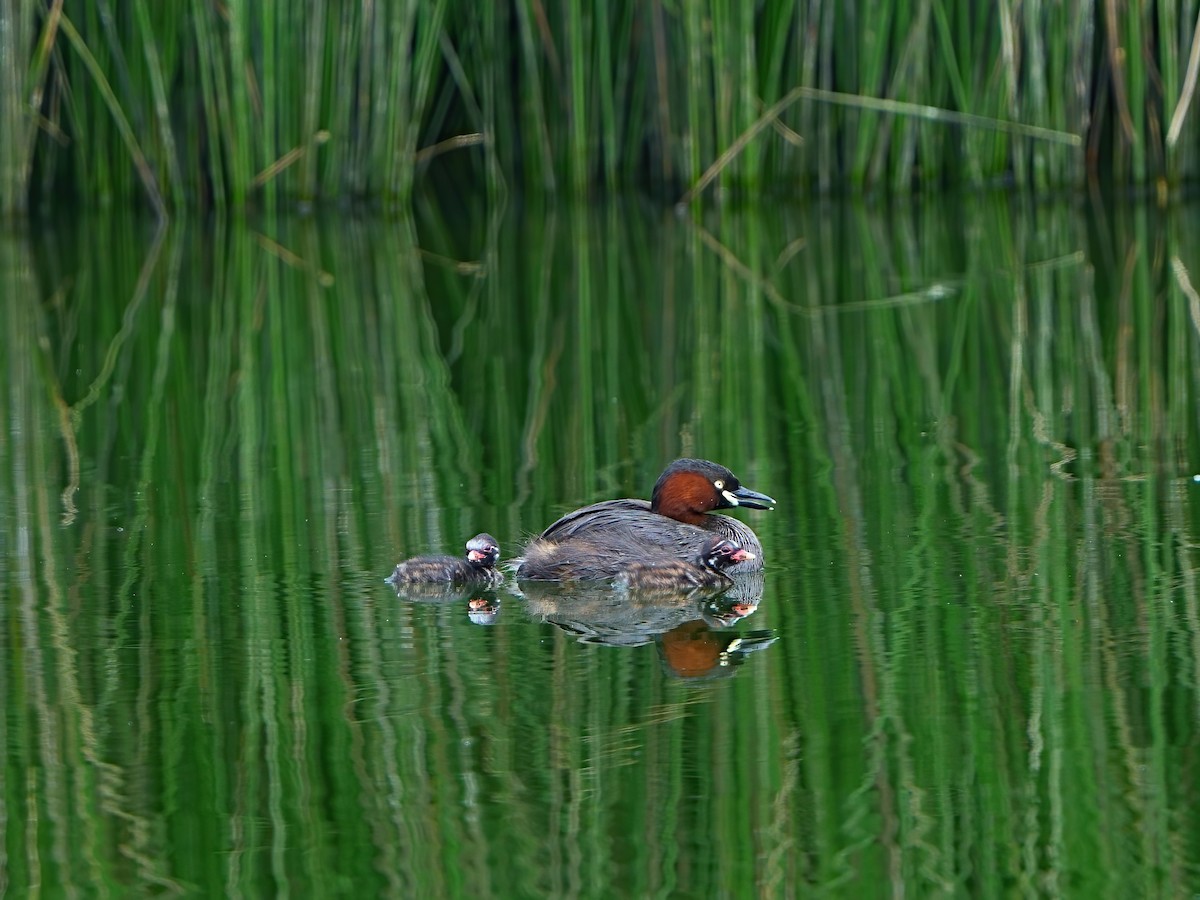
left=387, top=582, right=502, bottom=626
left=517, top=570, right=774, bottom=679
left=656, top=619, right=776, bottom=681
left=465, top=594, right=501, bottom=626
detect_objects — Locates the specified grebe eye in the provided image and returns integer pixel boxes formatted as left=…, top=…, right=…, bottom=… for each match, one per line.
left=714, top=479, right=724, bottom=490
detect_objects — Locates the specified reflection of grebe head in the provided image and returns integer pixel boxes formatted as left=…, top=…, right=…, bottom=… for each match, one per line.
left=467, top=595, right=500, bottom=626
left=465, top=533, right=501, bottom=568
left=650, top=459, right=776, bottom=525
left=701, top=598, right=760, bottom=629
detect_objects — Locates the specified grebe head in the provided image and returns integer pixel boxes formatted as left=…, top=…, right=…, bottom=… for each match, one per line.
left=465, top=533, right=501, bottom=568
left=698, top=536, right=756, bottom=571
left=650, top=459, right=775, bottom=525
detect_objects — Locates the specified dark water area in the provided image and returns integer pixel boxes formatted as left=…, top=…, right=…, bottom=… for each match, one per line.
left=3, top=193, right=1200, bottom=897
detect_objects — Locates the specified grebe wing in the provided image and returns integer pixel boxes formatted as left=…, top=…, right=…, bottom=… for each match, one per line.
left=535, top=499, right=654, bottom=541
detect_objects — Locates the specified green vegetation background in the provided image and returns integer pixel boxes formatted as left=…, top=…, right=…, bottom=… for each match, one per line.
left=3, top=1, right=1199, bottom=213
left=4, top=195, right=1200, bottom=895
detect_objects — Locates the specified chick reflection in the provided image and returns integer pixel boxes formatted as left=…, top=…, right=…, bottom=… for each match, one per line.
left=698, top=570, right=763, bottom=627
left=466, top=594, right=501, bottom=626
left=518, top=572, right=772, bottom=678
left=387, top=582, right=502, bottom=626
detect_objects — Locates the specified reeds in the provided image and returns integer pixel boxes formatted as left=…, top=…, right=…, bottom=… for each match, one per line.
left=5, top=2, right=1200, bottom=213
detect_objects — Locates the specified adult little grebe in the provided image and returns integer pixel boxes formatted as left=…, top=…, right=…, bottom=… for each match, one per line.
left=516, top=458, right=773, bottom=581
left=614, top=536, right=754, bottom=591
left=386, top=533, right=504, bottom=587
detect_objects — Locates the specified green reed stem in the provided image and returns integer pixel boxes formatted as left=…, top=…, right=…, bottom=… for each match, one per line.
left=57, top=12, right=165, bottom=215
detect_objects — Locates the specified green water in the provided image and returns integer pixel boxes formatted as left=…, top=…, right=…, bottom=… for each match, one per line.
left=3, top=194, right=1200, bottom=898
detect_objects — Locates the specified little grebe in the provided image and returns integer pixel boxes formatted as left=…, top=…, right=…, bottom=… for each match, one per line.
left=386, top=533, right=504, bottom=587
left=614, top=536, right=754, bottom=591
left=516, top=458, right=773, bottom=581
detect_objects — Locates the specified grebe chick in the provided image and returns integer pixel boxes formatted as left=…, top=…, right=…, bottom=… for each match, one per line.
left=386, top=533, right=504, bottom=587
left=517, top=458, right=773, bottom=581
left=614, top=536, right=754, bottom=591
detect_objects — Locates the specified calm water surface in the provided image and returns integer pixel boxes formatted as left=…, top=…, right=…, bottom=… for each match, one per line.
left=3, top=194, right=1200, bottom=897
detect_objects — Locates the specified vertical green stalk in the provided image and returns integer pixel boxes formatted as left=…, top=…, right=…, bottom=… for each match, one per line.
left=566, top=0, right=589, bottom=191
left=1, top=0, right=40, bottom=213
left=300, top=0, right=326, bottom=199
left=133, top=0, right=184, bottom=208
left=1159, top=0, right=1180, bottom=182
left=1124, top=0, right=1147, bottom=182
left=258, top=0, right=277, bottom=205
left=596, top=3, right=616, bottom=188
left=683, top=0, right=706, bottom=193
left=191, top=0, right=227, bottom=209
left=512, top=0, right=556, bottom=190
left=410, top=0, right=450, bottom=177
left=710, top=0, right=734, bottom=188
left=225, top=0, right=253, bottom=204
